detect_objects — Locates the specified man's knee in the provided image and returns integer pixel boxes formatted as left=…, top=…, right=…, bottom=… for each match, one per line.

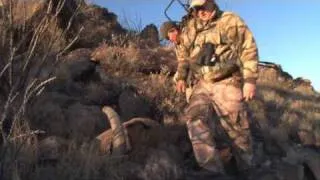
left=185, top=93, right=215, bottom=119
left=186, top=119, right=214, bottom=145
left=185, top=103, right=212, bottom=121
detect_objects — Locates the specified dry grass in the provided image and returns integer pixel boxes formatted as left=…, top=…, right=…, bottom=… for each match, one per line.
left=0, top=1, right=89, bottom=179
left=91, top=43, right=185, bottom=124
left=0, top=2, right=186, bottom=179
left=0, top=1, right=319, bottom=180
left=0, top=0, right=83, bottom=141
left=250, top=81, right=320, bottom=148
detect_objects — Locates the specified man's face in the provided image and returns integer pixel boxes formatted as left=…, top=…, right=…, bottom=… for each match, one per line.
left=195, top=3, right=214, bottom=22
left=167, top=28, right=179, bottom=44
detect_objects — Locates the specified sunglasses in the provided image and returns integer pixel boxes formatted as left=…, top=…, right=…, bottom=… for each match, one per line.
left=168, top=28, right=178, bottom=33
left=192, top=5, right=206, bottom=12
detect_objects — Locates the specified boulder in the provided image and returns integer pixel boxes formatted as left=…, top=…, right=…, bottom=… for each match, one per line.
left=118, top=89, right=155, bottom=122
left=258, top=61, right=292, bottom=83
left=73, top=4, right=126, bottom=48
left=139, top=24, right=160, bottom=48
left=38, top=136, right=68, bottom=162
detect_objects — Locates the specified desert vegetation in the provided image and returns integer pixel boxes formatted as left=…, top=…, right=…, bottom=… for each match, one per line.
left=0, top=1, right=319, bottom=180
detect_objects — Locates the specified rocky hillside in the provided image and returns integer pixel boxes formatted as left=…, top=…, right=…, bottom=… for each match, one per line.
left=0, top=1, right=319, bottom=180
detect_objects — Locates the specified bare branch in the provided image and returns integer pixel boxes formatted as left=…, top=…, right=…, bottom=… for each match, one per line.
left=0, top=62, right=11, bottom=79
left=47, top=0, right=54, bottom=15
left=27, top=77, right=56, bottom=100
left=8, top=0, right=14, bottom=87
left=9, top=130, right=45, bottom=141
left=54, top=0, right=67, bottom=17
left=0, top=0, right=83, bottom=148
left=0, top=89, right=19, bottom=144
left=57, top=26, right=84, bottom=58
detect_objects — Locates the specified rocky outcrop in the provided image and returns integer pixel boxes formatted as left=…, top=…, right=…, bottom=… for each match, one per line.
left=27, top=49, right=158, bottom=141
left=139, top=24, right=160, bottom=48
left=26, top=51, right=113, bottom=140
left=258, top=61, right=317, bottom=95
left=73, top=4, right=126, bottom=48
left=258, top=61, right=293, bottom=83
left=91, top=44, right=177, bottom=75
left=0, top=0, right=126, bottom=51
left=293, top=77, right=315, bottom=95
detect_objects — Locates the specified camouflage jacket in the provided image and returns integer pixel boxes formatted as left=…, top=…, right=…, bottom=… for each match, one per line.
left=175, top=9, right=259, bottom=84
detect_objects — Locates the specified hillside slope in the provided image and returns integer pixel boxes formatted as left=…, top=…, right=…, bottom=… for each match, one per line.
left=0, top=1, right=319, bottom=180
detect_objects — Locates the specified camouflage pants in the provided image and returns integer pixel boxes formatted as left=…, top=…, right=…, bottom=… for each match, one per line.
left=184, top=77, right=253, bottom=173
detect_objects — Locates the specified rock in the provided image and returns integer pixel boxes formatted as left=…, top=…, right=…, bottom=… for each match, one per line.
left=139, top=24, right=159, bottom=48
left=29, top=93, right=108, bottom=140
left=293, top=77, right=315, bottom=95
left=65, top=103, right=107, bottom=140
left=281, top=147, right=320, bottom=180
left=303, top=149, right=320, bottom=180
left=263, top=135, right=286, bottom=157
left=298, top=130, right=316, bottom=146
left=185, top=170, right=236, bottom=180
left=258, top=61, right=317, bottom=95
left=62, top=48, right=93, bottom=62
left=275, top=162, right=304, bottom=180
left=55, top=58, right=97, bottom=82
left=138, top=146, right=184, bottom=180
left=248, top=169, right=279, bottom=180
left=28, top=92, right=74, bottom=138
left=258, top=62, right=293, bottom=83
left=298, top=121, right=316, bottom=146
left=38, top=136, right=68, bottom=161
left=83, top=82, right=120, bottom=106
left=73, top=4, right=126, bottom=48
left=315, top=128, right=320, bottom=147
left=294, top=78, right=312, bottom=87
left=27, top=47, right=127, bottom=141
left=118, top=89, right=155, bottom=122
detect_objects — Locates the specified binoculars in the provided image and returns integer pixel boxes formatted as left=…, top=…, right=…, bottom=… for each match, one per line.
left=196, top=43, right=218, bottom=66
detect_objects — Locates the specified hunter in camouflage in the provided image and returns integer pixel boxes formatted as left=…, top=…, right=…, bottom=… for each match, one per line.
left=160, top=21, right=240, bottom=102
left=163, top=0, right=259, bottom=174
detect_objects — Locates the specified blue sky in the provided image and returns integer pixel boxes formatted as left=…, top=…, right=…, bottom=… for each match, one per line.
left=93, top=0, right=320, bottom=91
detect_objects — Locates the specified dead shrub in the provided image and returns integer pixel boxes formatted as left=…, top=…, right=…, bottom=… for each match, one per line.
left=0, top=0, right=84, bottom=179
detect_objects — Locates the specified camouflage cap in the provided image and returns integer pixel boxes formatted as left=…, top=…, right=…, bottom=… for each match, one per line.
left=160, top=21, right=178, bottom=40
left=189, top=0, right=206, bottom=8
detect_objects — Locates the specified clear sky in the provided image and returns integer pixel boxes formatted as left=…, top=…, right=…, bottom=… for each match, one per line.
left=93, top=0, right=320, bottom=91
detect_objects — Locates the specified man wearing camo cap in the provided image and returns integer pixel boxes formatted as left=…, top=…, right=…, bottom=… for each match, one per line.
left=160, top=20, right=241, bottom=103
left=163, top=0, right=259, bottom=174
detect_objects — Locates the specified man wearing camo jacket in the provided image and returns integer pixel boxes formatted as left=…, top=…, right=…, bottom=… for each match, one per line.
left=161, top=0, right=259, bottom=174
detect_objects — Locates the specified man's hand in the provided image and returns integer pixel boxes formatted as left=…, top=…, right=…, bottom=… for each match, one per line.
left=176, top=80, right=187, bottom=93
left=243, top=82, right=256, bottom=101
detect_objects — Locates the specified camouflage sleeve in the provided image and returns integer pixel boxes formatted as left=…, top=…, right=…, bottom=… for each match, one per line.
left=224, top=13, right=259, bottom=84
left=174, top=44, right=189, bottom=82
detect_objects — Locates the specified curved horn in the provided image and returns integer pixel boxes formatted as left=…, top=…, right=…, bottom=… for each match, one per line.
left=123, top=118, right=160, bottom=128
left=100, top=106, right=131, bottom=155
